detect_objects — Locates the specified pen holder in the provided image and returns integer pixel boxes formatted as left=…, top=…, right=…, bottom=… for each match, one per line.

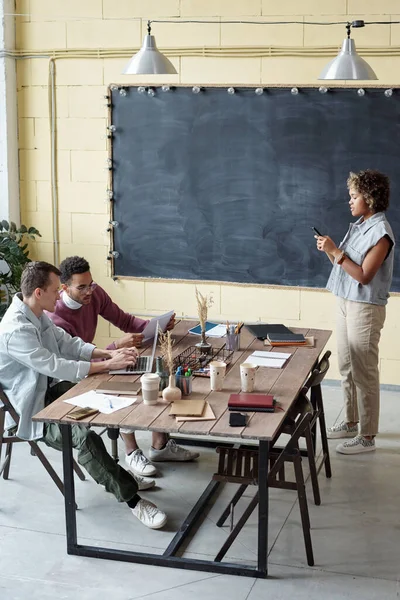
left=175, top=374, right=193, bottom=396
left=225, top=333, right=240, bottom=351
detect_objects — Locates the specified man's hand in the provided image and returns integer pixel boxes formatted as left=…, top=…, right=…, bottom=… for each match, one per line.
left=89, top=347, right=138, bottom=374
left=114, top=333, right=145, bottom=349
left=107, top=347, right=138, bottom=370
left=165, top=313, right=176, bottom=331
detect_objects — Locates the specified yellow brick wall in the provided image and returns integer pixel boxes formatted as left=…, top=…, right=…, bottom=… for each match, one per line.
left=15, top=0, right=400, bottom=383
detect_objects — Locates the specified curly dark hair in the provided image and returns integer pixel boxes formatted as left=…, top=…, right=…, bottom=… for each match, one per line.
left=21, top=261, right=61, bottom=297
left=59, top=256, right=90, bottom=284
left=347, top=170, right=390, bottom=212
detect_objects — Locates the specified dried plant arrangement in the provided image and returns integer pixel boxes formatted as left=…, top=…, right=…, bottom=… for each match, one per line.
left=195, top=287, right=214, bottom=353
left=158, top=327, right=174, bottom=375
left=195, top=287, right=213, bottom=331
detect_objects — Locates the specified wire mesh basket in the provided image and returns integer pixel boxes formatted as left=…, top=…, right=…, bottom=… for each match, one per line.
left=173, top=345, right=234, bottom=377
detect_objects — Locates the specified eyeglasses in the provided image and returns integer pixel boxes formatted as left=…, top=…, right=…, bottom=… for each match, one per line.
left=69, top=282, right=97, bottom=293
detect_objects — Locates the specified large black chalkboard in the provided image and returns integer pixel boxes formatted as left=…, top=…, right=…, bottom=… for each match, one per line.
left=111, top=86, right=399, bottom=290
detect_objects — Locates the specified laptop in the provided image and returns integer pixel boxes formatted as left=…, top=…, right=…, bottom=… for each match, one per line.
left=109, top=329, right=159, bottom=375
left=245, top=323, right=292, bottom=340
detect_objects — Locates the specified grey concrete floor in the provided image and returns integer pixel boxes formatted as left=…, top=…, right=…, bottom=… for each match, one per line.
left=1, top=383, right=400, bottom=599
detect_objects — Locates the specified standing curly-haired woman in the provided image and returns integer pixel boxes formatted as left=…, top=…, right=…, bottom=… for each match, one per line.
left=315, top=170, right=395, bottom=455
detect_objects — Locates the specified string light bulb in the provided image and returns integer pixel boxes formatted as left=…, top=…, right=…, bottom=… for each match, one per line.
left=227, top=87, right=235, bottom=95
left=291, top=87, right=299, bottom=95
left=384, top=89, right=393, bottom=97
left=192, top=86, right=200, bottom=94
left=255, top=88, right=264, bottom=95
left=357, top=88, right=365, bottom=96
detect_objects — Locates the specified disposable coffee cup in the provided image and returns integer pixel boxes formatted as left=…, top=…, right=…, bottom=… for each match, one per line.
left=210, top=361, right=227, bottom=391
left=240, top=362, right=257, bottom=393
left=140, top=373, right=160, bottom=405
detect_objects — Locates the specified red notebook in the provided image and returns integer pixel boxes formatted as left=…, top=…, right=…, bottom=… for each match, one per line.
left=228, top=393, right=275, bottom=413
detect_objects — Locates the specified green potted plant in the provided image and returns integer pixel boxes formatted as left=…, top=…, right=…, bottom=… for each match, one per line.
left=0, top=220, right=41, bottom=318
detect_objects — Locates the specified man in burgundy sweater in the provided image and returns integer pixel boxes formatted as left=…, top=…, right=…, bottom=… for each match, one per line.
left=48, top=256, right=199, bottom=490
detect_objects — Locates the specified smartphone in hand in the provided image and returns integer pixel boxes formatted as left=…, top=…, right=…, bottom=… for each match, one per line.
left=312, top=226, right=323, bottom=236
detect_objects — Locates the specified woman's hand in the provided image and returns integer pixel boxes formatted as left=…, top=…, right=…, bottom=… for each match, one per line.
left=315, top=235, right=338, bottom=255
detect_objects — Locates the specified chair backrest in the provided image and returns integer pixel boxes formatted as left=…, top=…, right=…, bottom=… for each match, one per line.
left=269, top=413, right=312, bottom=480
left=304, top=350, right=331, bottom=391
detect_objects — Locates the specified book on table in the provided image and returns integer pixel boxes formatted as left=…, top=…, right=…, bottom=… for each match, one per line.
left=245, top=323, right=292, bottom=340
left=95, top=381, right=141, bottom=396
left=266, top=333, right=306, bottom=346
left=228, top=393, right=275, bottom=413
left=169, top=399, right=206, bottom=417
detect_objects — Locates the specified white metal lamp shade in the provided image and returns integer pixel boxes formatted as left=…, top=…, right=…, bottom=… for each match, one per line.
left=123, top=35, right=177, bottom=75
left=319, top=38, right=377, bottom=80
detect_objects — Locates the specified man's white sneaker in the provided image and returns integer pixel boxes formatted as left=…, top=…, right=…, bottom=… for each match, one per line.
left=327, top=421, right=358, bottom=439
left=131, top=499, right=167, bottom=529
left=336, top=435, right=376, bottom=455
left=125, top=449, right=157, bottom=477
left=149, top=439, right=200, bottom=462
left=133, top=474, right=155, bottom=491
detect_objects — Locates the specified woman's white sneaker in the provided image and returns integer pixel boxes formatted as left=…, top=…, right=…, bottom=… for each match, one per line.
left=131, top=499, right=167, bottom=529
left=336, top=435, right=376, bottom=455
left=125, top=449, right=157, bottom=476
left=327, top=421, right=358, bottom=439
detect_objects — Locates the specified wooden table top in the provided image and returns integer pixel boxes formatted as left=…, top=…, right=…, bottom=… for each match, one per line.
left=33, top=321, right=331, bottom=441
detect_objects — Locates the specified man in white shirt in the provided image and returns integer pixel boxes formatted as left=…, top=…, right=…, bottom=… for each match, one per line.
left=0, top=261, right=167, bottom=529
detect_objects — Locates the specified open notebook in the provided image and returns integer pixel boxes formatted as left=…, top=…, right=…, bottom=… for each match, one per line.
left=109, top=329, right=158, bottom=375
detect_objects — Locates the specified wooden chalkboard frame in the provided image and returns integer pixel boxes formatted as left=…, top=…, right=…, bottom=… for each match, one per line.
left=108, top=84, right=399, bottom=292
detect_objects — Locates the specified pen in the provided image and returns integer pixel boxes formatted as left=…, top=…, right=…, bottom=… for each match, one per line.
left=108, top=398, right=113, bottom=409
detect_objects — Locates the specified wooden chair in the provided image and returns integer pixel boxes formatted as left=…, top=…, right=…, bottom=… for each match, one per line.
left=0, top=387, right=86, bottom=499
left=270, top=350, right=332, bottom=503
left=308, top=350, right=332, bottom=479
left=213, top=413, right=315, bottom=567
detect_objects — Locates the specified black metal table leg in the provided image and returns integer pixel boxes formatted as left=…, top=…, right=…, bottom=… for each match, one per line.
left=258, top=440, right=269, bottom=575
left=58, top=424, right=267, bottom=577
left=61, top=424, right=78, bottom=553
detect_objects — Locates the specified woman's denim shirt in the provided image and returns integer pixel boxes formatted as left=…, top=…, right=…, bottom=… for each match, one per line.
left=326, top=212, right=395, bottom=306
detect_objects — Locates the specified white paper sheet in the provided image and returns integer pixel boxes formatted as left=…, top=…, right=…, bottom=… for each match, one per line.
left=250, top=350, right=291, bottom=360
left=64, top=390, right=136, bottom=414
left=205, top=324, right=228, bottom=337
left=142, top=309, right=175, bottom=341
left=245, top=356, right=287, bottom=368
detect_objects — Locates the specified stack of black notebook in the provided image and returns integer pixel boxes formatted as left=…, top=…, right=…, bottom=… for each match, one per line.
left=266, top=333, right=306, bottom=346
left=245, top=323, right=292, bottom=340
left=246, top=323, right=306, bottom=346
